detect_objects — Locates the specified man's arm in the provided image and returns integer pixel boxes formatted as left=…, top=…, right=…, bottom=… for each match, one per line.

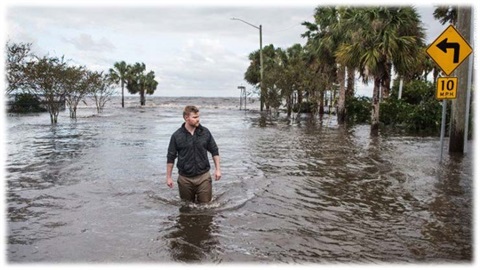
left=166, top=163, right=174, bottom=188
left=213, top=155, right=221, bottom=181
left=206, top=130, right=220, bottom=180
left=166, top=135, right=177, bottom=188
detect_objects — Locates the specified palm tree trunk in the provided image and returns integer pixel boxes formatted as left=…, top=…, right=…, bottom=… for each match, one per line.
left=337, top=65, right=346, bottom=124
left=140, top=90, right=146, bottom=106
left=121, top=81, right=125, bottom=108
left=381, top=62, right=392, bottom=100
left=319, top=89, right=324, bottom=115
left=346, top=67, right=355, bottom=99
left=433, top=68, right=439, bottom=86
left=371, top=77, right=381, bottom=136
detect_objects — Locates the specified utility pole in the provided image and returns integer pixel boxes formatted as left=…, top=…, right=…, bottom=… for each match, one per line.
left=449, top=6, right=472, bottom=153
left=259, top=24, right=264, bottom=111
left=232, top=17, right=264, bottom=111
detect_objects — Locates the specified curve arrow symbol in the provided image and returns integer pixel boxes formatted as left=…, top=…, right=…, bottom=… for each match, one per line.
left=436, top=38, right=460, bottom=63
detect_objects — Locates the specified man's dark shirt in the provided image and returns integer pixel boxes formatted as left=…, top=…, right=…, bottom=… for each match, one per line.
left=167, top=123, right=219, bottom=177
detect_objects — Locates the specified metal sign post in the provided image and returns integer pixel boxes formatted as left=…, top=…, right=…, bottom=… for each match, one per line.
left=436, top=76, right=458, bottom=162
left=427, top=24, right=473, bottom=162
left=439, top=99, right=447, bottom=162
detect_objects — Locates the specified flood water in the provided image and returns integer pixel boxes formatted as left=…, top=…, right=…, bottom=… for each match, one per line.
left=5, top=97, right=473, bottom=263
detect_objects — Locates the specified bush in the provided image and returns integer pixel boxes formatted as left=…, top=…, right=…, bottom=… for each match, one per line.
left=346, top=80, right=442, bottom=133
left=391, top=80, right=435, bottom=104
left=382, top=80, right=442, bottom=132
left=346, top=96, right=371, bottom=123
left=8, top=93, right=47, bottom=113
left=380, top=98, right=410, bottom=126
left=405, top=99, right=442, bottom=132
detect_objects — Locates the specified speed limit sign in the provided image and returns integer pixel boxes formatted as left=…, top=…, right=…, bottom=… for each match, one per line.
left=436, top=77, right=458, bottom=100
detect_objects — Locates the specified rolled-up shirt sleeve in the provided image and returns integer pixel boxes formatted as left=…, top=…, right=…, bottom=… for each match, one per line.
left=207, top=134, right=219, bottom=157
left=166, top=135, right=177, bottom=163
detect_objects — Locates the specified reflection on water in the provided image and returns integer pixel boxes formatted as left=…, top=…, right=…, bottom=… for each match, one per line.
left=5, top=97, right=473, bottom=263
left=166, top=210, right=218, bottom=262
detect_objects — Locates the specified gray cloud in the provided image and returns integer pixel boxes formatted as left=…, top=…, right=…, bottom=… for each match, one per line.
left=64, top=33, right=116, bottom=52
left=6, top=3, right=453, bottom=97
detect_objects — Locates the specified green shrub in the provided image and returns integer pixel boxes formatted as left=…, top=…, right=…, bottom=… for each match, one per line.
left=346, top=96, right=371, bottom=123
left=382, top=80, right=442, bottom=132
left=391, top=80, right=435, bottom=104
left=380, top=98, right=411, bottom=126
left=8, top=93, right=47, bottom=113
left=405, top=99, right=442, bottom=132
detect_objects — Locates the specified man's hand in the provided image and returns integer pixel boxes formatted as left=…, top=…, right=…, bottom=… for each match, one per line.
left=213, top=156, right=221, bottom=181
left=166, top=163, right=174, bottom=188
left=166, top=177, right=174, bottom=188
left=214, top=169, right=222, bottom=181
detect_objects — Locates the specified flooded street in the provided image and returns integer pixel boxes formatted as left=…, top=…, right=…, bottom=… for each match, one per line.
left=5, top=97, right=473, bottom=263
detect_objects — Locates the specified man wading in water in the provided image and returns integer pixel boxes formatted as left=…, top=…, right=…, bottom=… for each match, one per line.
left=166, top=105, right=221, bottom=203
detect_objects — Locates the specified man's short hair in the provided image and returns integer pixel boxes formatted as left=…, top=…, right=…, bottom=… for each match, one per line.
left=183, top=105, right=199, bottom=118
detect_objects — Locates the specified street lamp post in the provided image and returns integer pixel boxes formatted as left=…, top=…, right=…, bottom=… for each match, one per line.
left=231, top=17, right=264, bottom=111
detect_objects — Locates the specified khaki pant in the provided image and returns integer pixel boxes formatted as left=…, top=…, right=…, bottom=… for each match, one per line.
left=177, top=171, right=212, bottom=203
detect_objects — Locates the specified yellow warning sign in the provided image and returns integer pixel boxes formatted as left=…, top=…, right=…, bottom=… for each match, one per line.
left=436, top=77, right=458, bottom=100
left=426, top=25, right=472, bottom=76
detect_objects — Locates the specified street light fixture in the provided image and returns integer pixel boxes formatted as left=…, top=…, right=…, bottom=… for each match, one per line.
left=231, top=17, right=264, bottom=111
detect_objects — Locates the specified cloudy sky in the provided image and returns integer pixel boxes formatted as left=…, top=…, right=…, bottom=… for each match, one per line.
left=3, top=0, right=473, bottom=97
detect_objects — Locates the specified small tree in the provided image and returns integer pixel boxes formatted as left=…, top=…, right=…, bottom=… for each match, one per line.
left=64, top=65, right=89, bottom=119
left=6, top=41, right=34, bottom=96
left=91, top=71, right=115, bottom=113
left=23, top=56, right=68, bottom=124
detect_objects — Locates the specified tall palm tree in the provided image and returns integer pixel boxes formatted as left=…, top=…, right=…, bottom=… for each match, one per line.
left=302, top=6, right=354, bottom=124
left=402, top=45, right=439, bottom=84
left=302, top=36, right=336, bottom=116
left=245, top=44, right=278, bottom=111
left=273, top=44, right=305, bottom=116
left=125, top=62, right=158, bottom=106
left=109, top=61, right=128, bottom=108
left=336, top=6, right=425, bottom=136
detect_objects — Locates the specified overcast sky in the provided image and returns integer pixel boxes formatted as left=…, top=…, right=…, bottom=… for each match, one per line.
left=3, top=0, right=476, bottom=97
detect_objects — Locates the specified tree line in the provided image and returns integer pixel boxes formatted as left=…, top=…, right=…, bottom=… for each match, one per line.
left=6, top=41, right=158, bottom=124
left=242, top=6, right=470, bottom=138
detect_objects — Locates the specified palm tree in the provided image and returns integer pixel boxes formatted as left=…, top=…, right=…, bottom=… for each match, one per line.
left=125, top=62, right=158, bottom=106
left=302, top=6, right=354, bottom=124
left=433, top=6, right=457, bottom=25
left=109, top=61, right=128, bottom=108
left=302, top=36, right=336, bottom=116
left=336, top=7, right=425, bottom=136
left=402, top=45, right=439, bottom=84
left=245, top=44, right=277, bottom=111
left=274, top=44, right=304, bottom=116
